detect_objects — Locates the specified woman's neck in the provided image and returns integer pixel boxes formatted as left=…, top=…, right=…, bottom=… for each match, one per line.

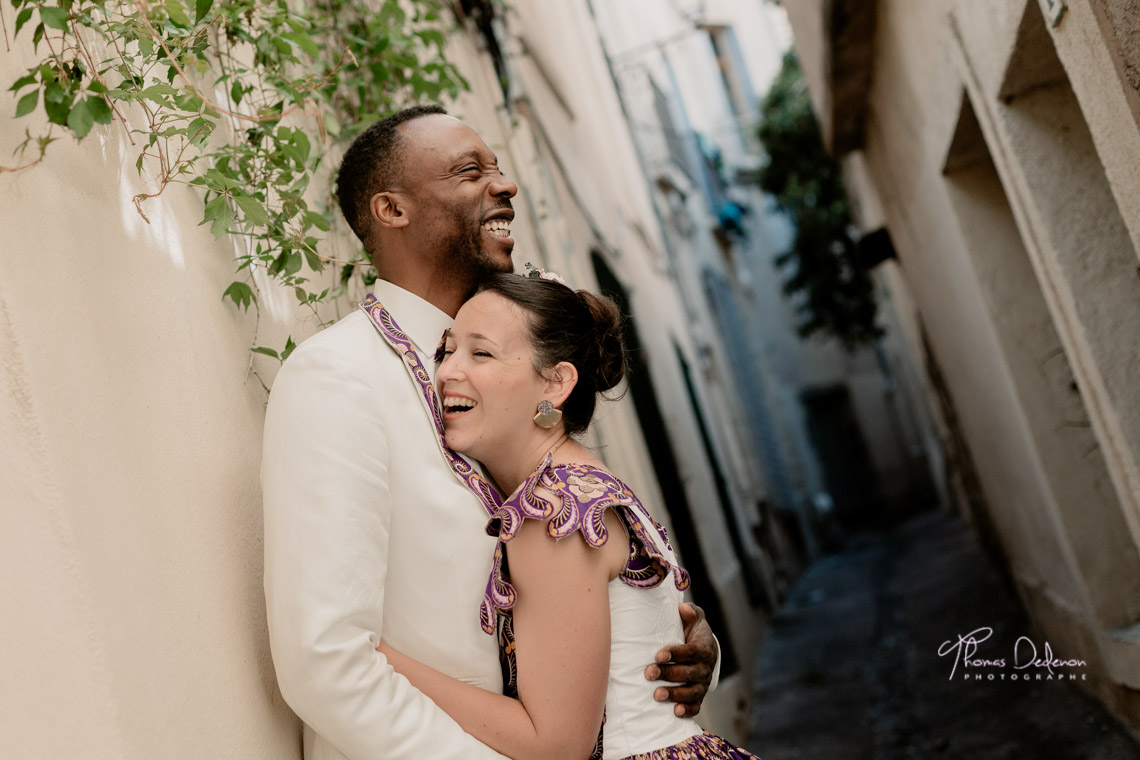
left=484, top=429, right=570, bottom=496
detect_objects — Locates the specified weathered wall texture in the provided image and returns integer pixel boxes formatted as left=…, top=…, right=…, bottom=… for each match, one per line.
left=784, top=0, right=1140, bottom=736
left=1091, top=0, right=1140, bottom=117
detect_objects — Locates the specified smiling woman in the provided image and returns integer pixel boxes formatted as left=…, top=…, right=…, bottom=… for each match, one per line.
left=438, top=289, right=556, bottom=476
left=377, top=273, right=762, bottom=760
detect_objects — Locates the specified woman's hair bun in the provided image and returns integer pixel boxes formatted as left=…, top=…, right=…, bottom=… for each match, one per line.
left=474, top=272, right=627, bottom=436
left=577, top=290, right=626, bottom=393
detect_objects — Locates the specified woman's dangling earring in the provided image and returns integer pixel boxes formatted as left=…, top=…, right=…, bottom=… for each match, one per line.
left=533, top=400, right=563, bottom=429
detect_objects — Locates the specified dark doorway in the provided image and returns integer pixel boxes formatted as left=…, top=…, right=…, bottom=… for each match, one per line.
left=801, top=385, right=885, bottom=531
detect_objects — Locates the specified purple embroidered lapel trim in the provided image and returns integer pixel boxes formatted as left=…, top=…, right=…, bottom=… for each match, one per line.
left=359, top=294, right=502, bottom=518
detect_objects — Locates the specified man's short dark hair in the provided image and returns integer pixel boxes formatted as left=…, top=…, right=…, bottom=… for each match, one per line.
left=335, top=104, right=448, bottom=244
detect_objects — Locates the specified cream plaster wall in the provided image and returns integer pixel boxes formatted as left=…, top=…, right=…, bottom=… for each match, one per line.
left=1049, top=0, right=1140, bottom=258
left=859, top=0, right=1089, bottom=604
left=1, top=36, right=311, bottom=756
left=780, top=0, right=829, bottom=144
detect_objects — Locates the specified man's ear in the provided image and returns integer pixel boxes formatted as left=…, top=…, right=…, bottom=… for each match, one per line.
left=371, top=191, right=410, bottom=229
left=544, top=361, right=579, bottom=407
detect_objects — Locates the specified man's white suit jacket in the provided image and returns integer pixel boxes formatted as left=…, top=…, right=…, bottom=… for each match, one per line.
left=262, top=280, right=509, bottom=760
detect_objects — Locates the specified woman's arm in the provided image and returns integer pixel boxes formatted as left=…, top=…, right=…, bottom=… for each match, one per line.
left=379, top=509, right=627, bottom=760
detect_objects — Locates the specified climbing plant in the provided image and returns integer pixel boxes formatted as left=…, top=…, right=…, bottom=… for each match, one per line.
left=756, top=50, right=882, bottom=350
left=3, top=0, right=468, bottom=365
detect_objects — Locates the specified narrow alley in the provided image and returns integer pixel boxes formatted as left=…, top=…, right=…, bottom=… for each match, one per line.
left=748, top=512, right=1140, bottom=759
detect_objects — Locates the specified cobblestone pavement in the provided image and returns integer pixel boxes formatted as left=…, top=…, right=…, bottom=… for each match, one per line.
left=748, top=511, right=1140, bottom=760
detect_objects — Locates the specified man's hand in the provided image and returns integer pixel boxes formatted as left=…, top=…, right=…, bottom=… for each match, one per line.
left=644, top=603, right=718, bottom=717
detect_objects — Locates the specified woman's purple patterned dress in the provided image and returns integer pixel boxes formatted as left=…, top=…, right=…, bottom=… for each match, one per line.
left=481, top=453, right=763, bottom=760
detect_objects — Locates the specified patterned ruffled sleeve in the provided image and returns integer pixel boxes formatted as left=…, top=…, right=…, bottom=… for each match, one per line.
left=479, top=454, right=691, bottom=635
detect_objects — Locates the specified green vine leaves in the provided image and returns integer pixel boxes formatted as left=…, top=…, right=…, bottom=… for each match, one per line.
left=4, top=0, right=469, bottom=366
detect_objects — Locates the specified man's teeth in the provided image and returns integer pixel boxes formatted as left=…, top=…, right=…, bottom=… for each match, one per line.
left=483, top=219, right=511, bottom=237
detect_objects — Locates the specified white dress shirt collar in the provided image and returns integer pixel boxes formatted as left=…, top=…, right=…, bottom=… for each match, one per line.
left=372, top=280, right=454, bottom=359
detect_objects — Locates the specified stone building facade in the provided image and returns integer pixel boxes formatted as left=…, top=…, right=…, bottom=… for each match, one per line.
left=784, top=0, right=1140, bottom=733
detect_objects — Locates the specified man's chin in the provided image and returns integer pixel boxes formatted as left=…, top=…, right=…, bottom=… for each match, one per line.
left=482, top=247, right=514, bottom=274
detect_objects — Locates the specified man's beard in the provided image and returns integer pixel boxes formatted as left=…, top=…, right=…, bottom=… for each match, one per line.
left=451, top=223, right=513, bottom=280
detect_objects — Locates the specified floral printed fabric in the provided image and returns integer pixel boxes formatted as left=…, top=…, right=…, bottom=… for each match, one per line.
left=360, top=294, right=503, bottom=518
left=480, top=452, right=691, bottom=633
left=481, top=455, right=761, bottom=760
left=623, top=731, right=761, bottom=760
